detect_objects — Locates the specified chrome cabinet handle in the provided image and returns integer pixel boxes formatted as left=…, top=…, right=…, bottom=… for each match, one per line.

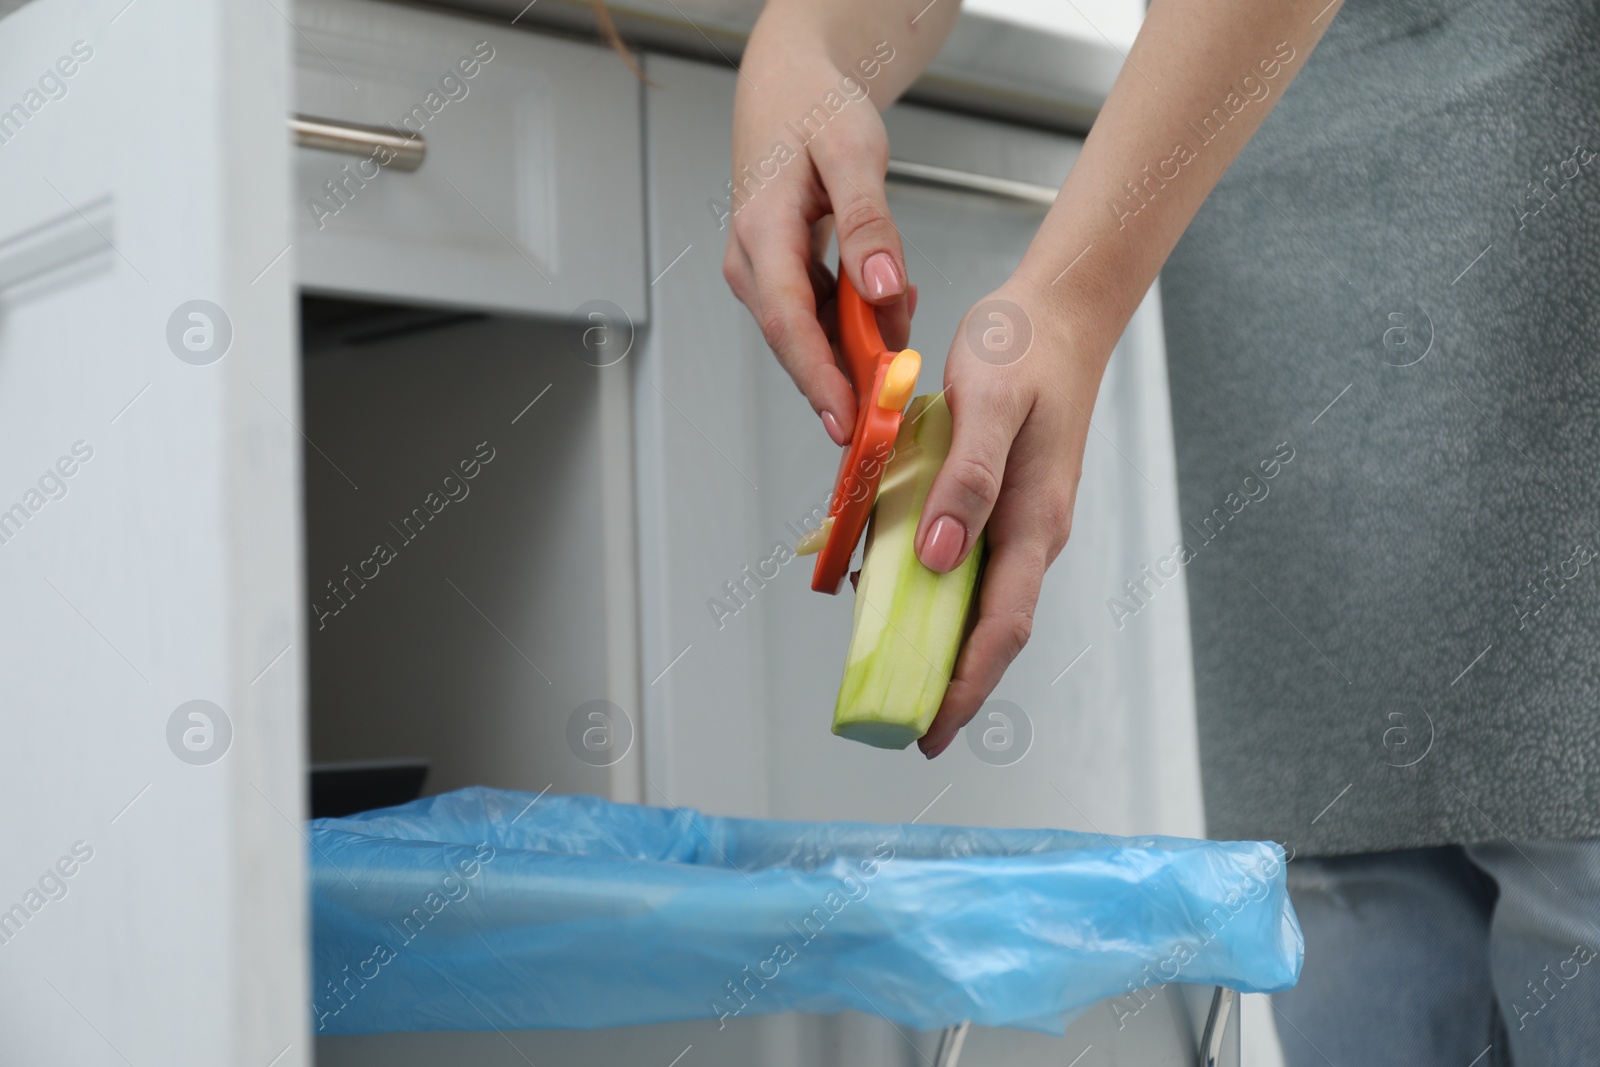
left=886, top=159, right=1057, bottom=207
left=290, top=115, right=426, bottom=172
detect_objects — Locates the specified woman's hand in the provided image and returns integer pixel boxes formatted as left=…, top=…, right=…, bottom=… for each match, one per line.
left=721, top=55, right=910, bottom=444
left=914, top=278, right=1104, bottom=758
left=721, top=2, right=957, bottom=444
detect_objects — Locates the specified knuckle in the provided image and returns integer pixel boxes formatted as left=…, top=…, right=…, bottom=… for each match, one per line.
left=995, top=608, right=1034, bottom=661
left=815, top=126, right=885, bottom=169
left=729, top=208, right=759, bottom=242
left=833, top=197, right=890, bottom=248
left=1046, top=495, right=1075, bottom=551
left=1006, top=609, right=1035, bottom=654
left=756, top=307, right=791, bottom=354
left=721, top=255, right=744, bottom=296
left=946, top=456, right=1002, bottom=512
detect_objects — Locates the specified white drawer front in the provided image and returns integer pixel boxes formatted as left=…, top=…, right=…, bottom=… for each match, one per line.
left=293, top=0, right=645, bottom=320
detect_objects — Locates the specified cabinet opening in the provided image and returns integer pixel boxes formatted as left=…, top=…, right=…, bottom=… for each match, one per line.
left=299, top=293, right=632, bottom=816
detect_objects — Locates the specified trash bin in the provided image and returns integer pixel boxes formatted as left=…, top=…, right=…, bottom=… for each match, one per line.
left=308, top=786, right=1300, bottom=1050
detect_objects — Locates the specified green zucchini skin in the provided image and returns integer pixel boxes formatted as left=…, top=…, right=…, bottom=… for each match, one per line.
left=832, top=394, right=984, bottom=749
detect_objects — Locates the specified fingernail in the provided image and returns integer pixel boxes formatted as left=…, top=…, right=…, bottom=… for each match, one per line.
left=821, top=410, right=847, bottom=446
left=922, top=734, right=952, bottom=759
left=863, top=253, right=902, bottom=301
left=920, top=515, right=966, bottom=573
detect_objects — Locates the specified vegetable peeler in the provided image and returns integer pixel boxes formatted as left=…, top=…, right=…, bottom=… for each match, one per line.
left=808, top=272, right=922, bottom=594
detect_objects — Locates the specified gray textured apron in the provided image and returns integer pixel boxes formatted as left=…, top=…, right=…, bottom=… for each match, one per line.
left=1159, top=0, right=1600, bottom=854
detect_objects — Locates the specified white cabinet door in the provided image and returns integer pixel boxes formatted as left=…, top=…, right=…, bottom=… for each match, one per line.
left=292, top=0, right=647, bottom=321
left=0, top=1, right=304, bottom=1065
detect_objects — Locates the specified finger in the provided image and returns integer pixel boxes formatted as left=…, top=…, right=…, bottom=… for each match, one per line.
left=739, top=214, right=857, bottom=443
left=730, top=238, right=845, bottom=418
left=812, top=260, right=841, bottom=352
left=917, top=534, right=1046, bottom=758
left=812, top=137, right=907, bottom=305
left=875, top=294, right=912, bottom=352
left=916, top=382, right=1028, bottom=573
left=809, top=217, right=842, bottom=352
left=722, top=239, right=757, bottom=311
left=815, top=191, right=909, bottom=350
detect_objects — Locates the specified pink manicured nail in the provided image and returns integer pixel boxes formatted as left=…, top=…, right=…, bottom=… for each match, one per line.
left=921, top=515, right=966, bottom=573
left=862, top=253, right=902, bottom=300
left=821, top=410, right=847, bottom=446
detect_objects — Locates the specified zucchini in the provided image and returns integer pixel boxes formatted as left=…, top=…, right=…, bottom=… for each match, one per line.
left=832, top=393, right=983, bottom=749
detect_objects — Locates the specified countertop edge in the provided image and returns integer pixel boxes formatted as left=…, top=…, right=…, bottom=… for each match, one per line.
left=404, top=0, right=1118, bottom=133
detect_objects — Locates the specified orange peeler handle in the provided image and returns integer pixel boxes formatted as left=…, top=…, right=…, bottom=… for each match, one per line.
left=809, top=272, right=922, bottom=594
left=837, top=273, right=889, bottom=405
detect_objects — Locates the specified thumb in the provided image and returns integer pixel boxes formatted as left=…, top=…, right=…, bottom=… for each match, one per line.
left=916, top=387, right=1025, bottom=573
left=814, top=143, right=908, bottom=306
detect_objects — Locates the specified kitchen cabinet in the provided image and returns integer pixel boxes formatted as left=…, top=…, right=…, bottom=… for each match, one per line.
left=292, top=0, right=646, bottom=320
left=0, top=0, right=302, bottom=1065
left=0, top=0, right=1231, bottom=1063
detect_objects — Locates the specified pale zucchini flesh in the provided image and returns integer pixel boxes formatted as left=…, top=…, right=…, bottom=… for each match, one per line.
left=832, top=393, right=983, bottom=749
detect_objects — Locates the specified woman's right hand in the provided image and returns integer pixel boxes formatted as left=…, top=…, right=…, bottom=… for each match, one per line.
left=721, top=11, right=930, bottom=446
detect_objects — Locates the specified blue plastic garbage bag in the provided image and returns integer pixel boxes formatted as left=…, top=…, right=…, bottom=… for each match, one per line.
left=309, top=787, right=1301, bottom=1036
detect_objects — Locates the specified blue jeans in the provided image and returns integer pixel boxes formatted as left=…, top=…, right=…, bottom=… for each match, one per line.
left=1273, top=841, right=1600, bottom=1067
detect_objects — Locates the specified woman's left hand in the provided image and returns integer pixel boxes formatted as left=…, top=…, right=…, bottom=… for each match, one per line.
left=915, top=276, right=1108, bottom=758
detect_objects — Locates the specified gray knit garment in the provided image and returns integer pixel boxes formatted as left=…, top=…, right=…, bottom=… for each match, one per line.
left=1159, top=0, right=1600, bottom=855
